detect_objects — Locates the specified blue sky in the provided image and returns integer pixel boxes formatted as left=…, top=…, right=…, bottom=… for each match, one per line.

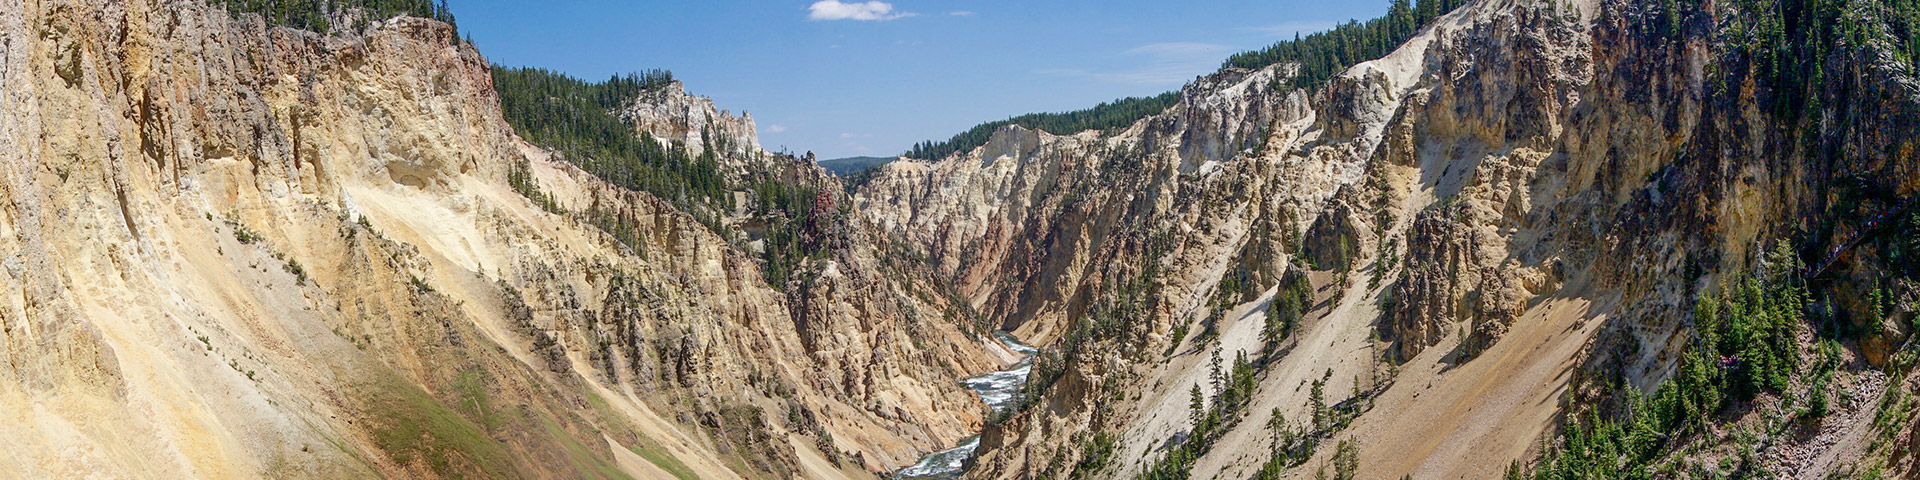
left=457, top=1, right=1393, bottom=159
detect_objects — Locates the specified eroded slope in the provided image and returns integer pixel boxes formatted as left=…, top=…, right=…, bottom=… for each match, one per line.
left=0, top=1, right=1002, bottom=478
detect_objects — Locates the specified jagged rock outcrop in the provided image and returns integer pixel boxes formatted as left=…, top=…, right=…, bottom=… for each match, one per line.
left=1299, top=186, right=1371, bottom=272
left=0, top=1, right=1001, bottom=478
left=616, top=80, right=763, bottom=165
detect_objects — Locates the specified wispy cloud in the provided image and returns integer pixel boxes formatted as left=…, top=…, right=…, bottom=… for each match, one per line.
left=1241, top=21, right=1339, bottom=38
left=947, top=11, right=975, bottom=16
left=766, top=124, right=789, bottom=133
left=808, top=1, right=916, bottom=21
left=1037, top=42, right=1233, bottom=86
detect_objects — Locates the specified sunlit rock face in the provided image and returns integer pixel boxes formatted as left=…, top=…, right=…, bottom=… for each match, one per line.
left=0, top=1, right=1004, bottom=478
left=855, top=0, right=1920, bottom=477
left=7, top=0, right=1920, bottom=478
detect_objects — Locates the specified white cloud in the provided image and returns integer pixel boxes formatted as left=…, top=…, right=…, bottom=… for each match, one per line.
left=1037, top=42, right=1232, bottom=86
left=766, top=124, right=789, bottom=133
left=947, top=10, right=975, bottom=16
left=808, top=1, right=916, bottom=21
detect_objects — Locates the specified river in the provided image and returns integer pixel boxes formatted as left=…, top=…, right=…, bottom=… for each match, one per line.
left=893, top=331, right=1038, bottom=479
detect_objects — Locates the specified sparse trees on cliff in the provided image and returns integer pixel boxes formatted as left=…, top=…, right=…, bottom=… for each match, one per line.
left=212, top=0, right=462, bottom=38
left=1534, top=246, right=1813, bottom=478
left=903, top=0, right=1473, bottom=163
left=1331, top=439, right=1359, bottom=480
left=904, top=92, right=1181, bottom=161
left=1223, top=0, right=1468, bottom=88
left=1142, top=350, right=1263, bottom=480
left=490, top=66, right=725, bottom=217
left=1263, top=268, right=1313, bottom=355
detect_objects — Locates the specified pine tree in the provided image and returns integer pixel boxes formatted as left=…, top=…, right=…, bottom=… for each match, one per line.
left=1209, top=347, right=1225, bottom=404
left=1189, top=383, right=1207, bottom=428
left=1332, top=439, right=1359, bottom=480
left=1309, top=372, right=1329, bottom=432
left=1353, top=374, right=1367, bottom=407
left=1267, top=408, right=1291, bottom=458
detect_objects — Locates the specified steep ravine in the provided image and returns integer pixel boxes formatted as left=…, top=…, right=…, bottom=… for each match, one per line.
left=895, top=331, right=1038, bottom=480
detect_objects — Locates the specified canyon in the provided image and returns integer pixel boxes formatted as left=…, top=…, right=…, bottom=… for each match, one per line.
left=2, top=0, right=1918, bottom=478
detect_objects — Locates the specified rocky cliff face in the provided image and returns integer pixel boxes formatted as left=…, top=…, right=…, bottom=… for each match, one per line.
left=858, top=0, right=1920, bottom=477
left=857, top=67, right=1298, bottom=344
left=0, top=1, right=1002, bottom=478
left=620, top=81, right=759, bottom=154
left=616, top=80, right=766, bottom=176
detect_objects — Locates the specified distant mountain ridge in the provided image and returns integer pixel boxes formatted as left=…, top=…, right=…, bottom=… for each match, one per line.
left=818, top=156, right=898, bottom=175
